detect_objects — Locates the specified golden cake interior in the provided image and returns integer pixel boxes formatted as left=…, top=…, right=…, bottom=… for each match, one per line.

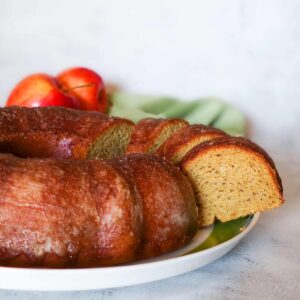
left=87, top=124, right=133, bottom=159
left=183, top=146, right=283, bottom=227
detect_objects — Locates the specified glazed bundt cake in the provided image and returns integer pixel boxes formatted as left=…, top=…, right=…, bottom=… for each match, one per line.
left=180, top=137, right=284, bottom=227
left=0, top=106, right=133, bottom=159
left=126, top=118, right=188, bottom=154
left=0, top=153, right=197, bottom=267
left=0, top=106, right=284, bottom=267
left=156, top=124, right=227, bottom=163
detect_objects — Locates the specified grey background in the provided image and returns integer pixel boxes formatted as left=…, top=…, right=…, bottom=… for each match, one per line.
left=0, top=0, right=299, bottom=299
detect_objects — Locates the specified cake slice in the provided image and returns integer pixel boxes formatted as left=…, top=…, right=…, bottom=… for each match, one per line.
left=126, top=118, right=188, bottom=154
left=180, top=137, right=284, bottom=227
left=156, top=124, right=227, bottom=163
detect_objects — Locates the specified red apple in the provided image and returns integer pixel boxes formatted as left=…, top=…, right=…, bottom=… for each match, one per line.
left=56, top=67, right=107, bottom=112
left=6, top=74, right=78, bottom=108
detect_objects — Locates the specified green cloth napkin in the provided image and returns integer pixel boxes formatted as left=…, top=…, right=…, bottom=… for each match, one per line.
left=109, top=92, right=246, bottom=136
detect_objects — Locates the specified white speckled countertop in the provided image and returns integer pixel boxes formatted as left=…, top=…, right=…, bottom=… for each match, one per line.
left=0, top=0, right=299, bottom=299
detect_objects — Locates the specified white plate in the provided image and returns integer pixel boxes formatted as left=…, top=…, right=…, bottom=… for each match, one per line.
left=0, top=213, right=259, bottom=291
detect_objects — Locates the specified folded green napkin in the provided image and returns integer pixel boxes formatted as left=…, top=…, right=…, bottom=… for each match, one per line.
left=109, top=92, right=246, bottom=136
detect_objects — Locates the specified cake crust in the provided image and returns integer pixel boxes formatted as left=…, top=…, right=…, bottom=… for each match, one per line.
left=110, top=154, right=198, bottom=258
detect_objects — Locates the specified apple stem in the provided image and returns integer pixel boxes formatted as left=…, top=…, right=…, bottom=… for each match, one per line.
left=63, top=83, right=96, bottom=92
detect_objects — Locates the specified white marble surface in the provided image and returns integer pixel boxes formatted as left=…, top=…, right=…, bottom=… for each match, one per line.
left=0, top=0, right=299, bottom=299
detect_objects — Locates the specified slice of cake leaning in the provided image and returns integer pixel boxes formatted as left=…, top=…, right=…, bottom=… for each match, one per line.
left=180, top=137, right=284, bottom=227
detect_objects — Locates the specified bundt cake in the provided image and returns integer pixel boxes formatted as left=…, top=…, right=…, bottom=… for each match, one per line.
left=180, top=137, right=284, bottom=227
left=0, top=106, right=134, bottom=159
left=0, top=106, right=284, bottom=267
left=126, top=118, right=188, bottom=154
left=0, top=153, right=197, bottom=267
left=157, top=124, right=227, bottom=163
